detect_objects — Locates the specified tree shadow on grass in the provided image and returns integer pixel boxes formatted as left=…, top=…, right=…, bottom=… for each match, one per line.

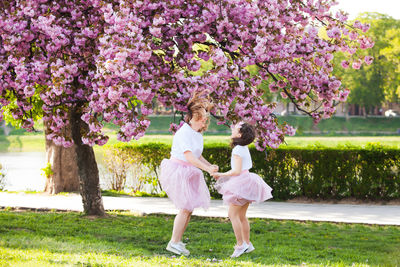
left=0, top=211, right=399, bottom=266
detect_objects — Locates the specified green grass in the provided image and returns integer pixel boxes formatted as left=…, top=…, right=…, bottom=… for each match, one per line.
left=0, top=210, right=399, bottom=266
left=278, top=116, right=400, bottom=134
left=0, top=134, right=45, bottom=152
left=104, top=115, right=230, bottom=134
left=100, top=190, right=166, bottom=198
left=3, top=116, right=400, bottom=136
left=1, top=115, right=399, bottom=152
left=281, top=136, right=400, bottom=148
left=142, top=115, right=400, bottom=134
left=1, top=134, right=399, bottom=152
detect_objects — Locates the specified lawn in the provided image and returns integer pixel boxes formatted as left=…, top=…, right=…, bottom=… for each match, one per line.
left=0, top=210, right=399, bottom=266
left=139, top=115, right=400, bottom=134
left=1, top=134, right=399, bottom=152
left=2, top=115, right=400, bottom=137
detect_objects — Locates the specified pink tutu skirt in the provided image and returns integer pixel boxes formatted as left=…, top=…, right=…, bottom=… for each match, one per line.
left=159, top=158, right=210, bottom=211
left=215, top=170, right=273, bottom=206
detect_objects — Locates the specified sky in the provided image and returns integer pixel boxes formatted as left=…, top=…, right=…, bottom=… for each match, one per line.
left=334, top=0, right=400, bottom=19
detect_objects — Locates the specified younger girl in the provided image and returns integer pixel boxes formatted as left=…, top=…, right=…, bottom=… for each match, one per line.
left=212, top=122, right=273, bottom=258
left=159, top=93, right=218, bottom=256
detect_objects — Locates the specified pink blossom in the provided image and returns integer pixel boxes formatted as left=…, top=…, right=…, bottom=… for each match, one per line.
left=149, top=26, right=162, bottom=38
left=328, top=80, right=341, bottom=90
left=23, top=86, right=35, bottom=97
left=361, top=23, right=370, bottom=33
left=169, top=121, right=185, bottom=134
left=277, top=80, right=286, bottom=88
left=198, top=51, right=210, bottom=61
left=108, top=90, right=121, bottom=102
left=153, top=16, right=166, bottom=26
left=285, top=125, right=296, bottom=136
left=353, top=20, right=362, bottom=29
left=0, top=0, right=372, bottom=151
left=308, top=27, right=319, bottom=37
left=312, top=113, right=322, bottom=124
left=341, top=60, right=350, bottom=69
left=352, top=60, right=362, bottom=69
left=335, top=11, right=348, bottom=23
left=327, top=27, right=341, bottom=39
left=95, top=136, right=109, bottom=146
left=338, top=89, right=350, bottom=102
left=349, top=31, right=358, bottom=41
left=364, top=56, right=373, bottom=65
left=212, top=49, right=228, bottom=66
left=347, top=47, right=357, bottom=55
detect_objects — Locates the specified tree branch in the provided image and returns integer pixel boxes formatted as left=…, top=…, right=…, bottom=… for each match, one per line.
left=256, top=62, right=315, bottom=116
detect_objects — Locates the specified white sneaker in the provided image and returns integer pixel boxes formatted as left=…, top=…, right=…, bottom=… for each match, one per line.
left=230, top=242, right=249, bottom=258
left=245, top=242, right=255, bottom=253
left=178, top=242, right=190, bottom=256
left=166, top=241, right=190, bottom=256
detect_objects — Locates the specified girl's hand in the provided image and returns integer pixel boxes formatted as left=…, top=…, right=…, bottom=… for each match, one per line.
left=206, top=166, right=215, bottom=175
left=211, top=164, right=219, bottom=173
left=212, top=172, right=221, bottom=179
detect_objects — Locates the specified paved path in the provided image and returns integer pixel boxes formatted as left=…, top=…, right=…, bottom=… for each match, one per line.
left=0, top=192, right=399, bottom=225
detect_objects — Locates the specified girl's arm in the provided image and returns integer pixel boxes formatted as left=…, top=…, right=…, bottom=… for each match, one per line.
left=184, top=151, right=215, bottom=174
left=214, top=155, right=242, bottom=178
left=199, top=155, right=212, bottom=166
left=199, top=155, right=219, bottom=172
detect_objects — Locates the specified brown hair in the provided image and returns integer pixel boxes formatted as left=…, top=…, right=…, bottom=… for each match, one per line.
left=184, top=91, right=213, bottom=132
left=231, top=123, right=256, bottom=147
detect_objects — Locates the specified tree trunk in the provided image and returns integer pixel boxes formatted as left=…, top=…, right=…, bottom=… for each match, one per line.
left=70, top=106, right=105, bottom=216
left=354, top=104, right=359, bottom=116
left=44, top=121, right=80, bottom=194
left=362, top=106, right=368, bottom=118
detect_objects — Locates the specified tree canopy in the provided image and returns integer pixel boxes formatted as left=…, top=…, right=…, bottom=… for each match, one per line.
left=0, top=0, right=373, bottom=149
left=332, top=13, right=399, bottom=113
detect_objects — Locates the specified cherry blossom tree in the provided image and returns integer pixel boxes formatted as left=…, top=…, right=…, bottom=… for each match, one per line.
left=0, top=0, right=373, bottom=215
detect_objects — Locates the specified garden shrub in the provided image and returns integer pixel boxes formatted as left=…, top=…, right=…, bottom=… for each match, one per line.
left=103, top=143, right=170, bottom=193
left=104, top=143, right=400, bottom=200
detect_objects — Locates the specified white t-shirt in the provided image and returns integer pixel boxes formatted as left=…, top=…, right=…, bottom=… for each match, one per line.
left=231, top=145, right=252, bottom=171
left=170, top=123, right=203, bottom=162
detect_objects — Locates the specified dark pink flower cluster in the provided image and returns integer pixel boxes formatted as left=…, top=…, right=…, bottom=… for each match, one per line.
left=0, top=0, right=373, bottom=150
left=169, top=121, right=185, bottom=134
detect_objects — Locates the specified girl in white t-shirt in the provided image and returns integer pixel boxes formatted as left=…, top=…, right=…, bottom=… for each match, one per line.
left=212, top=122, right=273, bottom=258
left=159, top=93, right=218, bottom=256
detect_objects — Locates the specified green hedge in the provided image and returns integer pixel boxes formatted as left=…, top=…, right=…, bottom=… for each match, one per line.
left=104, top=143, right=400, bottom=200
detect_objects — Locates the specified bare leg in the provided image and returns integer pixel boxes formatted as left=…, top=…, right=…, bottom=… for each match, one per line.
left=239, top=202, right=250, bottom=243
left=171, top=209, right=191, bottom=243
left=228, top=204, right=244, bottom=246
left=182, top=212, right=192, bottom=238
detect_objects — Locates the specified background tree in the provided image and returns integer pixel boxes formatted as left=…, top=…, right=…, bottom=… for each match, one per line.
left=332, top=13, right=399, bottom=115
left=2, top=91, right=79, bottom=194
left=381, top=26, right=400, bottom=105
left=0, top=0, right=372, bottom=215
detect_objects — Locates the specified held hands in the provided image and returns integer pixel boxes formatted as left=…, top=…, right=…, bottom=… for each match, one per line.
left=207, top=164, right=219, bottom=179
left=210, top=165, right=221, bottom=180
left=206, top=165, right=218, bottom=174
left=211, top=164, right=219, bottom=173
left=211, top=172, right=221, bottom=180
